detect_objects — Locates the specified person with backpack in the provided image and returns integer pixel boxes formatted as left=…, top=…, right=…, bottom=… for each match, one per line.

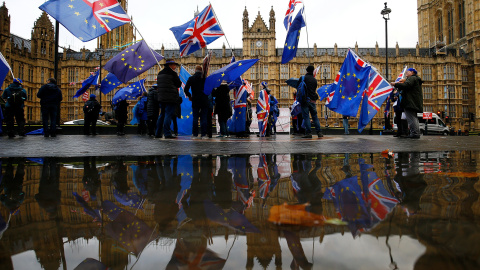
left=37, top=78, right=63, bottom=137
left=83, top=94, right=101, bottom=135
left=299, top=66, right=323, bottom=138
left=2, top=78, right=27, bottom=138
left=146, top=84, right=159, bottom=137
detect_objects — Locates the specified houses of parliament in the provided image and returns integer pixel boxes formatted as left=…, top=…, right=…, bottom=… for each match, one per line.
left=0, top=0, right=479, bottom=132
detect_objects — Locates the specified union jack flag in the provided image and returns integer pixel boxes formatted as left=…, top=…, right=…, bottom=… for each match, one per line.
left=82, top=91, right=90, bottom=102
left=257, top=154, right=271, bottom=199
left=366, top=177, right=399, bottom=221
left=284, top=0, right=303, bottom=30
left=256, top=89, right=270, bottom=137
left=395, top=66, right=408, bottom=83
left=234, top=85, right=247, bottom=109
left=40, top=0, right=131, bottom=42
left=242, top=79, right=255, bottom=100
left=172, top=4, right=224, bottom=57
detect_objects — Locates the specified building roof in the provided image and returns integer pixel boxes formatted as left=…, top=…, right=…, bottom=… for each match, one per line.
left=10, top=34, right=31, bottom=53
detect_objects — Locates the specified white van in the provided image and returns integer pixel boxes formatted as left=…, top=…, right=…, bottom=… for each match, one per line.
left=393, top=112, right=450, bottom=135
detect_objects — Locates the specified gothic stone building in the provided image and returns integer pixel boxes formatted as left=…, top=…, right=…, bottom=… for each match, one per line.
left=0, top=1, right=477, bottom=131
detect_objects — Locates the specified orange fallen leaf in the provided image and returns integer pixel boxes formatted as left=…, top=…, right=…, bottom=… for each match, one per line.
left=268, top=203, right=343, bottom=226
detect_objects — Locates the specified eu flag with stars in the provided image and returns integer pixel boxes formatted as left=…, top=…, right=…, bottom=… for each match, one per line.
left=103, top=40, right=163, bottom=83
left=176, top=66, right=193, bottom=135
left=281, top=7, right=306, bottom=64
left=317, top=83, right=335, bottom=101
left=204, top=59, right=259, bottom=95
left=326, top=50, right=372, bottom=117
left=39, top=0, right=131, bottom=42
left=73, top=72, right=99, bottom=98
left=112, top=79, right=146, bottom=105
left=99, top=73, right=122, bottom=95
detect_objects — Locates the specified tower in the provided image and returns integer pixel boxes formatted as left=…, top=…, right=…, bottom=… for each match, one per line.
left=97, top=0, right=135, bottom=50
left=0, top=2, right=10, bottom=52
left=31, top=12, right=54, bottom=61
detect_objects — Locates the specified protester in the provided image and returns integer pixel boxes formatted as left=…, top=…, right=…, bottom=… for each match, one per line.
left=301, top=66, right=323, bottom=138
left=268, top=84, right=279, bottom=135
left=135, top=92, right=148, bottom=135
left=184, top=65, right=208, bottom=137
left=2, top=78, right=27, bottom=138
left=114, top=99, right=128, bottom=136
left=155, top=59, right=182, bottom=139
left=212, top=81, right=231, bottom=137
left=342, top=115, right=349, bottom=135
left=391, top=68, right=423, bottom=139
left=257, top=83, right=270, bottom=137
left=83, top=94, right=101, bottom=135
left=246, top=95, right=253, bottom=134
left=37, top=78, right=63, bottom=137
left=146, top=84, right=159, bottom=136
left=172, top=96, right=182, bottom=136
left=392, top=89, right=408, bottom=137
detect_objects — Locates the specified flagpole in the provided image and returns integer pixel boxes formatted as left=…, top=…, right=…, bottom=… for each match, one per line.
left=303, top=4, right=311, bottom=65
left=128, top=21, right=164, bottom=70
left=210, top=4, right=234, bottom=56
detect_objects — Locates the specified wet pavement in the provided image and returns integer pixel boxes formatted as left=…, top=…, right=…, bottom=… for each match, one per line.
left=1, top=135, right=480, bottom=269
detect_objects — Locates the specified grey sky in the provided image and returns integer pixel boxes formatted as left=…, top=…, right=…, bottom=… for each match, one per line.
left=7, top=0, right=418, bottom=52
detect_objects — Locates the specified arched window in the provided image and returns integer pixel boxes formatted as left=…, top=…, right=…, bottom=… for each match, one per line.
left=447, top=6, right=454, bottom=44
left=436, top=11, right=443, bottom=41
left=458, top=0, right=466, bottom=38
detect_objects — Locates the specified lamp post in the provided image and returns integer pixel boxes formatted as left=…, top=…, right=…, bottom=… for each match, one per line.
left=378, top=2, right=391, bottom=135
left=97, top=46, right=104, bottom=107
left=323, top=68, right=328, bottom=134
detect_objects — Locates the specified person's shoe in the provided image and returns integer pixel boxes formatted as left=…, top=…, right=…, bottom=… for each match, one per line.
left=19, top=133, right=26, bottom=137
left=44, top=134, right=49, bottom=138
left=407, top=135, right=421, bottom=139
left=393, top=134, right=400, bottom=137
left=302, top=134, right=312, bottom=138
left=165, top=135, right=176, bottom=139
left=216, top=135, right=224, bottom=138
left=317, top=132, right=324, bottom=138
left=51, top=134, right=56, bottom=137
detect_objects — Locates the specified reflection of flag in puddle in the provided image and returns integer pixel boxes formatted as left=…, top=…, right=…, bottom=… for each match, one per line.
left=204, top=199, right=260, bottom=233
left=228, top=157, right=255, bottom=211
left=167, top=238, right=226, bottom=270
left=74, top=258, right=108, bottom=270
left=113, top=187, right=144, bottom=210
left=102, top=200, right=156, bottom=256
left=72, top=192, right=101, bottom=221
left=175, top=155, right=193, bottom=225
left=257, top=154, right=271, bottom=199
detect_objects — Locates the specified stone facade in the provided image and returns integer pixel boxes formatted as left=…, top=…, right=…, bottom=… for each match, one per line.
left=0, top=3, right=477, bottom=131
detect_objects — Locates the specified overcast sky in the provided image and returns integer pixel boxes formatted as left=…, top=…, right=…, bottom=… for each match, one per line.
left=6, top=0, right=418, bottom=52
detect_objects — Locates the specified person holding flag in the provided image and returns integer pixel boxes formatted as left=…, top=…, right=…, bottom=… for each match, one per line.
left=212, top=81, right=232, bottom=138
left=257, top=83, right=270, bottom=137
left=184, top=66, right=208, bottom=138
left=300, top=66, right=323, bottom=138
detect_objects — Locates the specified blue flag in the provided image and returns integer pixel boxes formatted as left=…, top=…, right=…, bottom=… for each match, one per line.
left=204, top=59, right=259, bottom=95
left=0, top=51, right=12, bottom=88
left=73, top=72, right=99, bottom=98
left=281, top=7, right=306, bottom=64
left=229, top=84, right=248, bottom=133
left=112, top=79, right=146, bottom=105
left=103, top=40, right=163, bottom=83
left=39, top=0, right=131, bottom=42
left=317, top=83, right=335, bottom=101
left=99, top=73, right=122, bottom=95
left=326, top=50, right=372, bottom=116
left=176, top=67, right=193, bottom=135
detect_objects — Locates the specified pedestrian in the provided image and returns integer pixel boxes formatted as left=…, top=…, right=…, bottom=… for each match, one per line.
left=83, top=94, right=101, bottom=135
left=146, top=84, right=159, bottom=136
left=115, top=99, right=128, bottom=136
left=2, top=78, right=27, bottom=138
left=391, top=68, right=423, bottom=139
left=184, top=65, right=208, bottom=138
left=172, top=95, right=182, bottom=136
left=246, top=96, right=253, bottom=134
left=342, top=115, right=349, bottom=135
left=155, top=59, right=182, bottom=139
left=267, top=84, right=279, bottom=136
left=212, top=81, right=231, bottom=137
left=301, top=66, right=323, bottom=138
left=392, top=89, right=408, bottom=137
left=0, top=89, right=5, bottom=136
left=135, top=92, right=148, bottom=135
left=37, top=78, right=63, bottom=137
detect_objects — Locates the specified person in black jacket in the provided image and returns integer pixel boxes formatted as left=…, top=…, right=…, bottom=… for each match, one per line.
left=2, top=78, right=27, bottom=138
left=301, top=66, right=323, bottom=138
left=184, top=65, right=209, bottom=137
left=146, top=84, right=159, bottom=136
left=115, top=99, right=128, bottom=136
left=212, top=82, right=232, bottom=137
left=155, top=59, right=182, bottom=139
left=83, top=94, right=101, bottom=135
left=37, top=78, right=63, bottom=137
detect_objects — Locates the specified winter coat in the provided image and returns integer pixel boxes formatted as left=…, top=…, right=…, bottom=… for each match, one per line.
left=395, top=75, right=423, bottom=113
left=115, top=100, right=129, bottom=122
left=303, top=72, right=319, bottom=102
left=156, top=67, right=181, bottom=104
left=83, top=98, right=101, bottom=117
left=37, top=83, right=63, bottom=107
left=184, top=71, right=208, bottom=108
left=137, top=96, right=148, bottom=121
left=146, top=88, right=159, bottom=117
left=2, top=83, right=27, bottom=108
left=212, top=84, right=232, bottom=121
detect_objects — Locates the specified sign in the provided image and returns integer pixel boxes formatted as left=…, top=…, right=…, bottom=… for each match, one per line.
left=423, top=112, right=433, bottom=119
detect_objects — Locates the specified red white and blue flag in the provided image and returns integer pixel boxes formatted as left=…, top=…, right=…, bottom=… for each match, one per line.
left=395, top=66, right=408, bottom=83
left=257, top=154, right=271, bottom=199
left=358, top=68, right=394, bottom=132
left=39, top=0, right=131, bottom=42
left=284, top=0, right=303, bottom=30
left=170, top=4, right=224, bottom=57
left=256, top=89, right=270, bottom=137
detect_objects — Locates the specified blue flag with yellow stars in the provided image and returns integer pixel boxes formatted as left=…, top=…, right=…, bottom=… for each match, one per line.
left=281, top=7, right=306, bottom=64
left=99, top=73, right=122, bottom=95
left=204, top=59, right=259, bottom=95
left=176, top=66, right=193, bottom=135
left=103, top=40, right=163, bottom=83
left=326, top=50, right=372, bottom=117
left=112, top=79, right=146, bottom=105
left=73, top=71, right=99, bottom=98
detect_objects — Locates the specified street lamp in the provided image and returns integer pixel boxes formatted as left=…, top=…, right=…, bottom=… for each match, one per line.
left=376, top=2, right=391, bottom=135
left=323, top=67, right=328, bottom=134
left=97, top=46, right=104, bottom=107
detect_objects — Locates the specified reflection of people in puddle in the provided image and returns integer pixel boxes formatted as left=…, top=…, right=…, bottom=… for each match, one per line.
left=213, top=156, right=232, bottom=209
left=35, top=157, right=61, bottom=218
left=284, top=230, right=313, bottom=270
left=342, top=153, right=353, bottom=178
left=112, top=160, right=129, bottom=195
left=291, top=154, right=323, bottom=214
left=183, top=155, right=213, bottom=221
left=82, top=157, right=100, bottom=201
left=394, top=152, right=426, bottom=214
left=0, top=158, right=25, bottom=214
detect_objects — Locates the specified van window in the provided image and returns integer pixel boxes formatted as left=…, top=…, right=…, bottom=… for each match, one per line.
left=418, top=117, right=426, bottom=124
left=438, top=119, right=446, bottom=127
left=427, top=118, right=436, bottom=124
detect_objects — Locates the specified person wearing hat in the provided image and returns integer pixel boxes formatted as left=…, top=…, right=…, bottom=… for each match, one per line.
left=300, top=66, right=323, bottom=138
left=2, top=78, right=27, bottom=138
left=83, top=93, right=101, bottom=135
left=184, top=65, right=209, bottom=138
left=38, top=78, right=63, bottom=137
left=391, top=68, right=423, bottom=139
left=155, top=59, right=182, bottom=139
left=146, top=83, right=159, bottom=136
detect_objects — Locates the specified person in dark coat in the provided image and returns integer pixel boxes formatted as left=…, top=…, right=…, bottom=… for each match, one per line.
left=155, top=59, right=182, bottom=139
left=115, top=99, right=128, bottom=136
left=392, top=89, right=408, bottom=137
left=2, top=78, right=27, bottom=138
left=83, top=94, right=101, bottom=135
left=391, top=68, right=423, bottom=139
left=146, top=84, right=159, bottom=136
left=212, top=82, right=232, bottom=137
left=184, top=65, right=209, bottom=137
left=136, top=92, right=148, bottom=135
left=301, top=66, right=323, bottom=138
left=37, top=78, right=63, bottom=137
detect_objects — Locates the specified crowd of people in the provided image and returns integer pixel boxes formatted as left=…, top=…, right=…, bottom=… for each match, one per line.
left=0, top=60, right=424, bottom=139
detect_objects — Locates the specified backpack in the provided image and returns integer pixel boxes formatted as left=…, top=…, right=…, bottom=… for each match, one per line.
left=296, top=76, right=307, bottom=105
left=9, top=89, right=24, bottom=106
